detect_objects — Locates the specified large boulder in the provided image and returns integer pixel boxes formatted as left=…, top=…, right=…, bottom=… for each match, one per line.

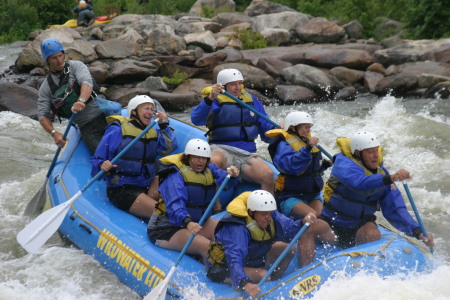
left=211, top=12, right=253, bottom=28
left=190, top=0, right=235, bottom=16
left=374, top=39, right=450, bottom=66
left=244, top=0, right=296, bottom=17
left=0, top=82, right=38, bottom=120
left=95, top=28, right=143, bottom=59
left=252, top=11, right=310, bottom=33
left=106, top=59, right=159, bottom=84
left=374, top=73, right=419, bottom=96
left=281, top=64, right=334, bottom=93
left=296, top=18, right=346, bottom=44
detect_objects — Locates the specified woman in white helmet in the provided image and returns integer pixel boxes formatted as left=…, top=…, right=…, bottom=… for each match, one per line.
left=191, top=68, right=276, bottom=195
left=321, top=131, right=434, bottom=250
left=265, top=111, right=333, bottom=219
left=206, top=190, right=336, bottom=298
left=148, top=139, right=239, bottom=262
left=91, top=95, right=176, bottom=218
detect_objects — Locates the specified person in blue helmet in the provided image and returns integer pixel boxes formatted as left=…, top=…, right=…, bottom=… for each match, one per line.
left=72, top=0, right=96, bottom=27
left=265, top=111, right=332, bottom=219
left=148, top=139, right=239, bottom=263
left=321, top=131, right=434, bottom=249
left=191, top=68, right=276, bottom=195
left=206, top=190, right=336, bottom=298
left=37, top=37, right=106, bottom=154
left=91, top=95, right=177, bottom=219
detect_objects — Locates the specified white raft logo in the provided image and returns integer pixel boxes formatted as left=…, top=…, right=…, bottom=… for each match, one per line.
left=290, top=275, right=321, bottom=298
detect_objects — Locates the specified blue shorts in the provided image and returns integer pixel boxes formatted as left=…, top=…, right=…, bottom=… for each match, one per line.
left=279, top=195, right=324, bottom=216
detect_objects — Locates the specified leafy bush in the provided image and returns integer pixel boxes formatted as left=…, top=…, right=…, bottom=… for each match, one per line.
left=0, top=0, right=39, bottom=43
left=162, top=69, right=190, bottom=85
left=404, top=0, right=450, bottom=39
left=228, top=28, right=269, bottom=50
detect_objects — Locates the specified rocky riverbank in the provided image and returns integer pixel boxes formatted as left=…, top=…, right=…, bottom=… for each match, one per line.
left=1, top=0, right=450, bottom=119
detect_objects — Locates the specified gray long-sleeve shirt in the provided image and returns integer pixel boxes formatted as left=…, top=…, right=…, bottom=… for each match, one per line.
left=37, top=60, right=102, bottom=127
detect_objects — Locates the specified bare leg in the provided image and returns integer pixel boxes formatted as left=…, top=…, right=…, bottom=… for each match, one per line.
left=297, top=220, right=336, bottom=267
left=198, top=217, right=218, bottom=240
left=356, top=222, right=380, bottom=245
left=290, top=201, right=319, bottom=219
left=242, top=157, right=274, bottom=194
left=309, top=199, right=323, bottom=216
left=158, top=226, right=214, bottom=262
left=266, top=241, right=295, bottom=280
left=128, top=193, right=157, bottom=219
left=244, top=267, right=267, bottom=283
left=148, top=175, right=160, bottom=200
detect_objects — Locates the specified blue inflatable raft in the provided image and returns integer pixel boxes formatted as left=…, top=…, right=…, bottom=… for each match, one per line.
left=47, top=116, right=433, bottom=299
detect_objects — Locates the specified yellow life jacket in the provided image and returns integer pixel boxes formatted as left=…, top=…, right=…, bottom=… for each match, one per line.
left=201, top=85, right=250, bottom=102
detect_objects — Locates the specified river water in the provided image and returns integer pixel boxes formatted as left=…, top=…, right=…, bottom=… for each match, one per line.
left=1, top=44, right=450, bottom=299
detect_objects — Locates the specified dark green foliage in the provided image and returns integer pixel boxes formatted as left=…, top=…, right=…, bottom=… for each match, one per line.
left=27, top=0, right=73, bottom=27
left=404, top=0, right=450, bottom=39
left=0, top=0, right=39, bottom=43
left=162, top=69, right=190, bottom=85
left=231, top=28, right=269, bottom=50
left=0, top=0, right=72, bottom=43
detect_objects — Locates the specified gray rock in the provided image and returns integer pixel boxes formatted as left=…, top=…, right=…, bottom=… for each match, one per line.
left=0, top=82, right=38, bottom=120
left=244, top=0, right=296, bottom=17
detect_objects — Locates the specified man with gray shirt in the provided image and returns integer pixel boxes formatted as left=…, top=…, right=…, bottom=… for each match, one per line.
left=37, top=38, right=106, bottom=153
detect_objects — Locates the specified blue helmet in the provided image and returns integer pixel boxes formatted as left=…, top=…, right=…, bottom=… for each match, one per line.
left=41, top=38, right=64, bottom=62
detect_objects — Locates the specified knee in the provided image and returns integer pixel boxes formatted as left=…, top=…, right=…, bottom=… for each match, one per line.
left=259, top=166, right=274, bottom=183
left=210, top=151, right=227, bottom=169
left=366, top=229, right=381, bottom=242
left=357, top=227, right=381, bottom=244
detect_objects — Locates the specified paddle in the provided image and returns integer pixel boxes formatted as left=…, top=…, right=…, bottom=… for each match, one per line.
left=23, top=113, right=77, bottom=217
left=221, top=90, right=333, bottom=160
left=257, top=222, right=311, bottom=289
left=144, top=174, right=232, bottom=300
left=17, top=118, right=160, bottom=254
left=402, top=182, right=434, bottom=254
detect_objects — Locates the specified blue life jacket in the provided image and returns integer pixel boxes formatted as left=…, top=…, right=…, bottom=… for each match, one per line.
left=207, top=92, right=259, bottom=143
left=157, top=153, right=216, bottom=222
left=107, top=119, right=158, bottom=187
left=267, top=130, right=324, bottom=201
left=323, top=137, right=386, bottom=221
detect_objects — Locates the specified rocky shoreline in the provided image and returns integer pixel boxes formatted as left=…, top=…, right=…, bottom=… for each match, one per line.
left=1, top=0, right=450, bottom=120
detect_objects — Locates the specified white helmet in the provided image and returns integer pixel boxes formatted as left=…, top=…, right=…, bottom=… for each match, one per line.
left=247, top=190, right=277, bottom=212
left=127, top=95, right=155, bottom=117
left=184, top=139, right=211, bottom=158
left=284, top=111, right=313, bottom=130
left=350, top=131, right=381, bottom=153
left=217, top=68, right=244, bottom=86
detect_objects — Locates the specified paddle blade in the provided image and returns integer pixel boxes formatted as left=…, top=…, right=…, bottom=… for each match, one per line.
left=144, top=266, right=176, bottom=300
left=17, top=192, right=79, bottom=253
left=23, top=179, right=48, bottom=217
left=144, top=281, right=168, bottom=300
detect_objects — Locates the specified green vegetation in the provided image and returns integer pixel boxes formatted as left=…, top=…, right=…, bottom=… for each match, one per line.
left=1, top=0, right=449, bottom=44
left=228, top=28, right=269, bottom=50
left=162, top=69, right=190, bottom=86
